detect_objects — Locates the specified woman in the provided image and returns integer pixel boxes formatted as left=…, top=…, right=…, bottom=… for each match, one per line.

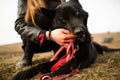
left=15, top=0, right=75, bottom=69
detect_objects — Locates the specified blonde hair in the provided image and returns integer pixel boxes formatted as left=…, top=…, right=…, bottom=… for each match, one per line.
left=25, top=0, right=64, bottom=27
left=25, top=0, right=46, bottom=27
left=61, top=0, right=65, bottom=3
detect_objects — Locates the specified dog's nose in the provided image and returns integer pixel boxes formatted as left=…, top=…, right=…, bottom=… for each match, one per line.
left=74, top=28, right=84, bottom=36
left=74, top=28, right=85, bottom=42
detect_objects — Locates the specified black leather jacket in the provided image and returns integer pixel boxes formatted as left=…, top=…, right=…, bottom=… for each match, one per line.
left=15, top=0, right=42, bottom=44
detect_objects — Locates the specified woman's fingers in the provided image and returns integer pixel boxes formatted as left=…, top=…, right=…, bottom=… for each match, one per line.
left=61, top=29, right=71, bottom=34
left=50, top=28, right=76, bottom=46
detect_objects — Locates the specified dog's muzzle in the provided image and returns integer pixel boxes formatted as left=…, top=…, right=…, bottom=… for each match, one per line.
left=74, top=28, right=86, bottom=42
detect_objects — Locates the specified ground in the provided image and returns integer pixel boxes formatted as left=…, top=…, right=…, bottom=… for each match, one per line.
left=0, top=32, right=120, bottom=80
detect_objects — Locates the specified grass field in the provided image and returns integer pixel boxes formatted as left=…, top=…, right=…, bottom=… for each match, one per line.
left=0, top=32, right=120, bottom=80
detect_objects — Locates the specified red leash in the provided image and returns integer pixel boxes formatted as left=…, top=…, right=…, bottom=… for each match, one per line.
left=51, top=43, right=77, bottom=71
left=50, top=46, right=64, bottom=62
left=39, top=69, right=79, bottom=80
left=39, top=43, right=79, bottom=80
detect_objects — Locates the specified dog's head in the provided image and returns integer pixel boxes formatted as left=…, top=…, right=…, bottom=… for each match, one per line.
left=42, top=0, right=89, bottom=42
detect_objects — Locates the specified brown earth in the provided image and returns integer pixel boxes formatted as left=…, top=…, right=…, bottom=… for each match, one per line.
left=0, top=32, right=120, bottom=80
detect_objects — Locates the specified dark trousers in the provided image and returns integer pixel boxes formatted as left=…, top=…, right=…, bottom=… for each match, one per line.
left=21, top=37, right=61, bottom=59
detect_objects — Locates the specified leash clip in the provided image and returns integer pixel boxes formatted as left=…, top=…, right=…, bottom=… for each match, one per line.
left=75, top=44, right=79, bottom=51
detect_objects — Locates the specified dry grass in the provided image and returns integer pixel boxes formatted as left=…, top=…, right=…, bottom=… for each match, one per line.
left=0, top=32, right=120, bottom=80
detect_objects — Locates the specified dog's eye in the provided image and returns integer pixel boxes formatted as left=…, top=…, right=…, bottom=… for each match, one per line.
left=76, top=11, right=79, bottom=15
left=75, top=11, right=79, bottom=16
left=62, top=19, right=66, bottom=23
left=60, top=17, right=67, bottom=23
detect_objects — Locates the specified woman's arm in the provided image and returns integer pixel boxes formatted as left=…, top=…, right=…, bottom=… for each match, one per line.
left=15, top=0, right=75, bottom=47
left=15, top=0, right=44, bottom=44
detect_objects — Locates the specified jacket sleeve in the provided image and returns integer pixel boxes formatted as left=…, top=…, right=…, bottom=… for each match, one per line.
left=15, top=0, right=44, bottom=44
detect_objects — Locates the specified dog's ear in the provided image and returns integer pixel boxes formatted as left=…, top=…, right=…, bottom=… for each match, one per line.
left=70, top=0, right=79, bottom=3
left=70, top=0, right=82, bottom=8
left=41, top=8, right=56, bottom=20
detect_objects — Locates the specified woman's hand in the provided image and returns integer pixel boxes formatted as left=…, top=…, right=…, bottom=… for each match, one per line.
left=50, top=29, right=75, bottom=47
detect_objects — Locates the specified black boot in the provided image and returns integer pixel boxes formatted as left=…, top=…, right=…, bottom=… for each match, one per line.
left=16, top=53, right=33, bottom=69
left=16, top=44, right=33, bottom=69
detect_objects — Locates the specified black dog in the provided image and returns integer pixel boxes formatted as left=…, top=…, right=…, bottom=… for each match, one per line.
left=13, top=0, right=120, bottom=80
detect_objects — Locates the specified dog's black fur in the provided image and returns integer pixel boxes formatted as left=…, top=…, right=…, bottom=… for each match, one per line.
left=13, top=0, right=120, bottom=80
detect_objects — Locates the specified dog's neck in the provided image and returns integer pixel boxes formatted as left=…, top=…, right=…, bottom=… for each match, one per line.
left=77, top=31, right=91, bottom=47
